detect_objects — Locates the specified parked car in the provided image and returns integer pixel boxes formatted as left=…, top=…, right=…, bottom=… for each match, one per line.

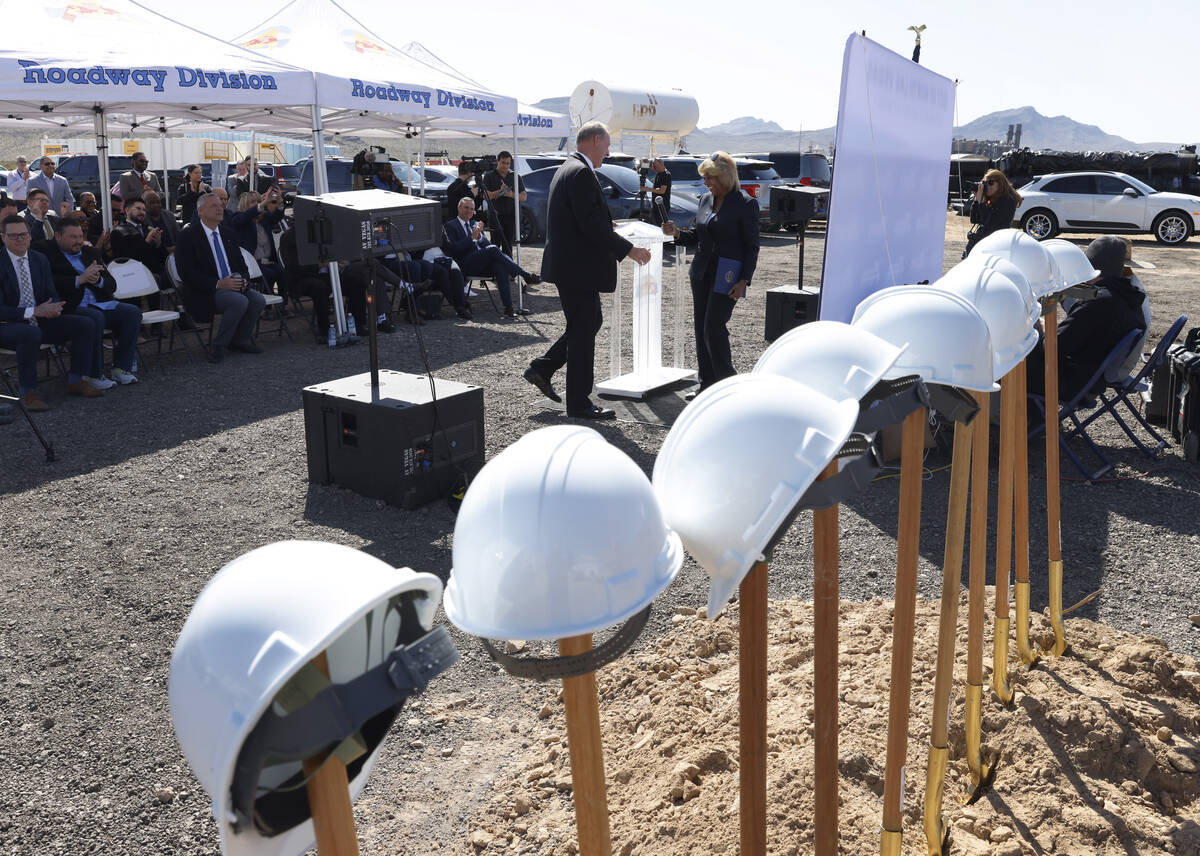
left=737, top=151, right=831, bottom=188
left=519, top=163, right=699, bottom=242
left=54, top=154, right=134, bottom=201
left=1015, top=171, right=1200, bottom=245
left=274, top=162, right=301, bottom=197
left=296, top=158, right=447, bottom=203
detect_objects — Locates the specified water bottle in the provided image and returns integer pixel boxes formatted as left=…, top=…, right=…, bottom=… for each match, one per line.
left=327, top=324, right=336, bottom=349
left=347, top=314, right=358, bottom=339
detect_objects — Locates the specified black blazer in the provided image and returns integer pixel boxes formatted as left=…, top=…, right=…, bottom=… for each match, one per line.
left=674, top=189, right=760, bottom=289
left=0, top=249, right=57, bottom=323
left=441, top=217, right=492, bottom=264
left=43, top=242, right=118, bottom=312
left=22, top=209, right=58, bottom=249
left=174, top=220, right=250, bottom=322
left=111, top=220, right=168, bottom=272
left=540, top=153, right=633, bottom=293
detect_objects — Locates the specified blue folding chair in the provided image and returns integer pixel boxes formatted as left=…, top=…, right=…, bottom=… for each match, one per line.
left=1028, top=328, right=1143, bottom=481
left=1072, top=314, right=1187, bottom=460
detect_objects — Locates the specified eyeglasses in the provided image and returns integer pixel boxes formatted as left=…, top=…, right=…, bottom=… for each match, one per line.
left=4, top=232, right=30, bottom=240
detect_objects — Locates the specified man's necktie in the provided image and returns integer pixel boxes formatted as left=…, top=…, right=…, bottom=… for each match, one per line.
left=211, top=230, right=231, bottom=278
left=43, top=219, right=52, bottom=241
left=16, top=256, right=37, bottom=324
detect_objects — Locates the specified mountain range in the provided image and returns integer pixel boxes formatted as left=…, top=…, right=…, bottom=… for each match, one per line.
left=529, top=101, right=1190, bottom=157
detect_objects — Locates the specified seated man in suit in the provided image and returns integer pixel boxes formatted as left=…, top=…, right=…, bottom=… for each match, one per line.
left=110, top=198, right=169, bottom=283
left=442, top=196, right=540, bottom=318
left=22, top=188, right=58, bottom=249
left=0, top=215, right=103, bottom=411
left=174, top=193, right=265, bottom=363
left=142, top=190, right=178, bottom=252
left=46, top=216, right=142, bottom=386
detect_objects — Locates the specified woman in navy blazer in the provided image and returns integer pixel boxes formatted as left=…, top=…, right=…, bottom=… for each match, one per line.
left=663, top=151, right=759, bottom=396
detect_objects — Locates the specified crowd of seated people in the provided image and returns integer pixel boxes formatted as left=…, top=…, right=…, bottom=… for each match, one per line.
left=0, top=150, right=552, bottom=415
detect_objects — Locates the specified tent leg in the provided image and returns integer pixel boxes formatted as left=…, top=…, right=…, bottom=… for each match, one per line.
left=514, top=124, right=525, bottom=314
left=94, top=105, right=112, bottom=232
left=310, top=105, right=347, bottom=338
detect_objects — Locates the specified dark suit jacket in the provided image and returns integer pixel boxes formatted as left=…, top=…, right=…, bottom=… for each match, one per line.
left=174, top=220, right=250, bottom=322
left=441, top=217, right=493, bottom=264
left=540, top=153, right=632, bottom=293
left=22, top=209, right=58, bottom=248
left=111, top=220, right=168, bottom=273
left=146, top=209, right=179, bottom=248
left=673, top=189, right=760, bottom=289
left=228, top=205, right=285, bottom=255
left=43, top=242, right=118, bottom=312
left=0, top=249, right=58, bottom=323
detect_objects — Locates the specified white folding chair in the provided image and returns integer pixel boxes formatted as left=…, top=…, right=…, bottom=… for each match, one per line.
left=107, top=259, right=184, bottom=366
left=240, top=247, right=290, bottom=340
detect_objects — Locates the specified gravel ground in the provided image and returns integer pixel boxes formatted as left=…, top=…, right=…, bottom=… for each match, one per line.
left=0, top=213, right=1197, bottom=854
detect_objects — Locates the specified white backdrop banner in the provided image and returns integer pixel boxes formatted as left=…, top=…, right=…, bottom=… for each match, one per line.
left=819, top=34, right=956, bottom=323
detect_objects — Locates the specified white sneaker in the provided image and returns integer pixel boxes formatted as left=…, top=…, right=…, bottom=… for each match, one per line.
left=85, top=375, right=117, bottom=390
left=112, top=368, right=139, bottom=385
left=464, top=287, right=477, bottom=299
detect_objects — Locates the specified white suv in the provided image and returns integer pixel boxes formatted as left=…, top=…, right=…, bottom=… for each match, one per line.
left=1015, top=171, right=1200, bottom=245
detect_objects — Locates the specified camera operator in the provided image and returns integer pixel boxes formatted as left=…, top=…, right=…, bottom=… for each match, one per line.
left=447, top=161, right=483, bottom=220
left=482, top=150, right=525, bottom=256
left=647, top=158, right=672, bottom=224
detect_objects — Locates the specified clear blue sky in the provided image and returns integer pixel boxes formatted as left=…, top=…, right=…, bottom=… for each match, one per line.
left=182, top=0, right=1198, bottom=144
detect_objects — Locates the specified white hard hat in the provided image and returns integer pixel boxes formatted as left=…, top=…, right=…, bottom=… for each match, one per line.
left=972, top=228, right=1059, bottom=298
left=445, top=425, right=681, bottom=643
left=652, top=373, right=860, bottom=618
left=168, top=541, right=450, bottom=856
left=753, top=320, right=905, bottom=402
left=1039, top=238, right=1100, bottom=289
left=934, top=265, right=1039, bottom=378
left=851, top=286, right=999, bottom=392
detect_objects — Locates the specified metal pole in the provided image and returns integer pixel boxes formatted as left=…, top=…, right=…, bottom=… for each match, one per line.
left=310, top=104, right=348, bottom=337
left=418, top=128, right=426, bottom=196
left=94, top=106, right=112, bottom=231
left=514, top=124, right=524, bottom=313
left=159, top=123, right=170, bottom=210
left=250, top=130, right=257, bottom=197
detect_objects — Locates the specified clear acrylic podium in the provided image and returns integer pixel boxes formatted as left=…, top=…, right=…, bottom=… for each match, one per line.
left=597, top=220, right=696, bottom=399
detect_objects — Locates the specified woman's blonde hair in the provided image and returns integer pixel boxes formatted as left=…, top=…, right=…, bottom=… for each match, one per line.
left=698, top=151, right=739, bottom=195
left=983, top=169, right=1022, bottom=206
left=238, top=190, right=261, bottom=212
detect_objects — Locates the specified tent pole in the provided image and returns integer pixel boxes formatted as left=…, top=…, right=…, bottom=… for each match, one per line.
left=250, top=130, right=257, bottom=196
left=94, top=105, right=112, bottom=232
left=514, top=124, right=524, bottom=313
left=159, top=121, right=169, bottom=210
left=310, top=104, right=348, bottom=337
left=418, top=128, right=426, bottom=197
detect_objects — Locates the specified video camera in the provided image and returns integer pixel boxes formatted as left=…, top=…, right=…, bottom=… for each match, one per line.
left=352, top=145, right=389, bottom=177
left=460, top=155, right=497, bottom=181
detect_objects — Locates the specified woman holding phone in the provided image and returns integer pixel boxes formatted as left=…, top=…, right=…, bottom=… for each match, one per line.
left=963, top=168, right=1021, bottom=257
left=662, top=151, right=759, bottom=399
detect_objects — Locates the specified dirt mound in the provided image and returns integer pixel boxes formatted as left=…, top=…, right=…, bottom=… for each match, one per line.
left=458, top=595, right=1200, bottom=855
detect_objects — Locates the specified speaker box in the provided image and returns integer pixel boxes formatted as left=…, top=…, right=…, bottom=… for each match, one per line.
left=303, top=370, right=485, bottom=509
left=764, top=284, right=820, bottom=342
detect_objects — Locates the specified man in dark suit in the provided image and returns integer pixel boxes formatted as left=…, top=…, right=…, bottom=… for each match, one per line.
left=0, top=214, right=102, bottom=411
left=525, top=122, right=650, bottom=419
left=110, top=197, right=170, bottom=286
left=442, top=196, right=540, bottom=318
left=22, top=188, right=58, bottom=249
left=173, top=193, right=265, bottom=363
left=142, top=190, right=179, bottom=250
left=46, top=217, right=143, bottom=386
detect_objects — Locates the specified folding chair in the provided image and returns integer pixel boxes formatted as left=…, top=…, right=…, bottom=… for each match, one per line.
left=108, top=258, right=185, bottom=366
left=240, top=248, right=291, bottom=341
left=1070, top=314, right=1187, bottom=460
left=166, top=254, right=214, bottom=358
left=1028, top=328, right=1143, bottom=481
